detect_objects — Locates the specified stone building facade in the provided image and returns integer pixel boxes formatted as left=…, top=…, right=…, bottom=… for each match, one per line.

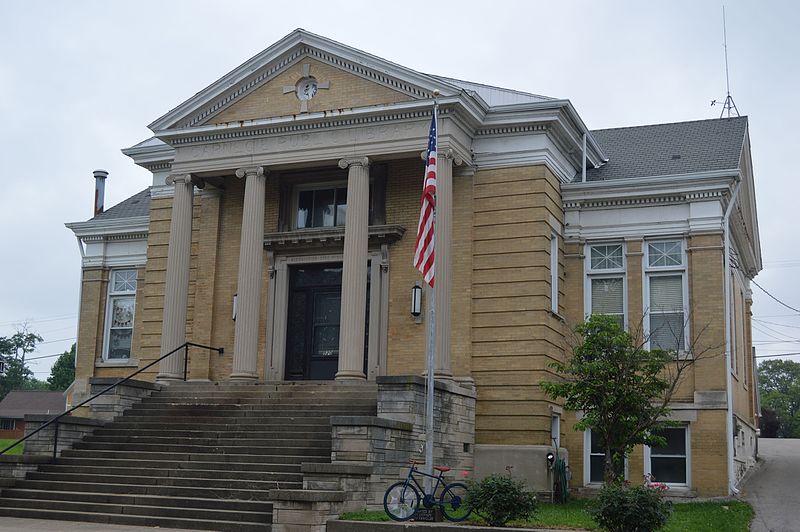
left=66, top=29, right=761, bottom=497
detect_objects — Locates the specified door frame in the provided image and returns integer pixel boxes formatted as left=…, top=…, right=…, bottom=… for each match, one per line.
left=266, top=249, right=388, bottom=381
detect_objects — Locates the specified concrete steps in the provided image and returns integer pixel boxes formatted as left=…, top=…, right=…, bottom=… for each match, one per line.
left=0, top=380, right=378, bottom=530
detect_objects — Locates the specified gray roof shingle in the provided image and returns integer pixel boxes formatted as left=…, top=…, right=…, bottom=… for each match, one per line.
left=582, top=116, right=748, bottom=182
left=0, top=390, right=66, bottom=419
left=91, top=188, right=150, bottom=221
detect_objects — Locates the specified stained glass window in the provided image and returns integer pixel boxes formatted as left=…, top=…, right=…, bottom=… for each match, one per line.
left=105, top=269, right=136, bottom=360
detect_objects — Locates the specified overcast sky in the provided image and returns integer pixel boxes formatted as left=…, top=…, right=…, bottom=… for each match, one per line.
left=1, top=0, right=798, bottom=379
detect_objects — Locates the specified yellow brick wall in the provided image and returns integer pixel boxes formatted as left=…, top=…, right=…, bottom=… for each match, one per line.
left=210, top=57, right=413, bottom=124
left=471, top=165, right=566, bottom=446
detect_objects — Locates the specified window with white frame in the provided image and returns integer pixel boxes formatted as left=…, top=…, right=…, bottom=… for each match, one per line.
left=550, top=234, right=559, bottom=313
left=645, top=241, right=686, bottom=352
left=104, top=269, right=137, bottom=360
left=587, top=244, right=625, bottom=326
left=586, top=428, right=606, bottom=484
left=646, top=426, right=689, bottom=485
left=551, top=413, right=561, bottom=448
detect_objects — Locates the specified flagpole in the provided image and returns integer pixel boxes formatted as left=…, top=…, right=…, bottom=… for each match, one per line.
left=423, top=93, right=439, bottom=495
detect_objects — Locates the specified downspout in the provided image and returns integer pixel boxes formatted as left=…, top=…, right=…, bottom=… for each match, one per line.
left=581, top=133, right=587, bottom=182
left=723, top=176, right=742, bottom=495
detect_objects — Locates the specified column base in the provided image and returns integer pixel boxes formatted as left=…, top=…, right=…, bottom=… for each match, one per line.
left=335, top=370, right=367, bottom=381
left=229, top=372, right=258, bottom=381
left=434, top=371, right=454, bottom=382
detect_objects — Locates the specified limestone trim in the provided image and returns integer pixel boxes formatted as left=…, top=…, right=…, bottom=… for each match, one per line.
left=263, top=224, right=405, bottom=251
left=231, top=166, right=269, bottom=381
left=336, top=157, right=370, bottom=381
left=265, top=251, right=387, bottom=382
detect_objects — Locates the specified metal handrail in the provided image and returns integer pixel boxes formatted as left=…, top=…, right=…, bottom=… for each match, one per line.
left=0, top=341, right=224, bottom=458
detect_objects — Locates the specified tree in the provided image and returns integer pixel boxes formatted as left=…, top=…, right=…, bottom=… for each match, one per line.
left=0, top=329, right=46, bottom=400
left=47, top=343, right=76, bottom=391
left=758, top=359, right=800, bottom=438
left=542, top=314, right=705, bottom=484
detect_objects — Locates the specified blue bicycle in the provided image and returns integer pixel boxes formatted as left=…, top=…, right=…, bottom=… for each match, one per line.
left=383, top=460, right=472, bottom=521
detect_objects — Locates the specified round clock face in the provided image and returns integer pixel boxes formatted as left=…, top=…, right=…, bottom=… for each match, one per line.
left=296, top=77, right=318, bottom=101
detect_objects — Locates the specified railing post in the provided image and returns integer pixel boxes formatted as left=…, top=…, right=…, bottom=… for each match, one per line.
left=52, top=420, right=59, bottom=461
left=183, top=344, right=190, bottom=381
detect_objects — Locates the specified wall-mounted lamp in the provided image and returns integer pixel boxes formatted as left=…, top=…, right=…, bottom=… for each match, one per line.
left=411, top=284, right=422, bottom=319
left=232, top=294, right=238, bottom=321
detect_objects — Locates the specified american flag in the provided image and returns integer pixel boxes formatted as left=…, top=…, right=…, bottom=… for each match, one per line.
left=413, top=111, right=437, bottom=286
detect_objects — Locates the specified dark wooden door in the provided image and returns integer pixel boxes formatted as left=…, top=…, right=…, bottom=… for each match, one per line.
left=285, top=263, right=342, bottom=380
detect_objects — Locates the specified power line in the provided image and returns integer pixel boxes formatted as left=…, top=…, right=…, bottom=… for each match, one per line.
left=0, top=314, right=77, bottom=328
left=751, top=279, right=800, bottom=314
left=755, top=352, right=800, bottom=359
left=752, top=323, right=800, bottom=343
left=753, top=318, right=800, bottom=330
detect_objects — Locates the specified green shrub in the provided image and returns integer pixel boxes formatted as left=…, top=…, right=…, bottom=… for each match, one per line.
left=466, top=473, right=538, bottom=526
left=589, top=483, right=672, bottom=532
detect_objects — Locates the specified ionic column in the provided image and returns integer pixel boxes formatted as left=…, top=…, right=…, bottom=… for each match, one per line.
left=231, top=166, right=268, bottom=380
left=157, top=174, right=196, bottom=381
left=434, top=154, right=455, bottom=380
left=336, top=157, right=370, bottom=381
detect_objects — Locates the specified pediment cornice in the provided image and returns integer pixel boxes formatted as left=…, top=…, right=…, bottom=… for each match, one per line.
left=148, top=29, right=463, bottom=133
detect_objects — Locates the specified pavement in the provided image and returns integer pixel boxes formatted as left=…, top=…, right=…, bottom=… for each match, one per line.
left=0, top=517, right=198, bottom=531
left=741, top=438, right=800, bottom=532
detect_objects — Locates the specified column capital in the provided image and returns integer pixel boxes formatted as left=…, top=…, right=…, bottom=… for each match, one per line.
left=419, top=149, right=463, bottom=166
left=338, top=156, right=370, bottom=169
left=166, top=173, right=193, bottom=186
left=235, top=166, right=267, bottom=179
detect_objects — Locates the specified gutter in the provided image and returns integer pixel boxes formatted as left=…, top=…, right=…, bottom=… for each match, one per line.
left=723, top=177, right=742, bottom=495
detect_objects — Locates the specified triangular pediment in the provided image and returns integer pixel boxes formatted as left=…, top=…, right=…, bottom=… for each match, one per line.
left=149, top=29, right=462, bottom=132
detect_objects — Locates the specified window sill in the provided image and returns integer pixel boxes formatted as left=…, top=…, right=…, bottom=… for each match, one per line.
left=96, top=359, right=139, bottom=368
left=549, top=310, right=566, bottom=323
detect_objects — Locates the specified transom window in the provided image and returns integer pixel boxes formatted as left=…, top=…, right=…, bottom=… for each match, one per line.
left=645, top=241, right=686, bottom=352
left=590, top=244, right=624, bottom=270
left=646, top=426, right=689, bottom=485
left=104, top=269, right=137, bottom=360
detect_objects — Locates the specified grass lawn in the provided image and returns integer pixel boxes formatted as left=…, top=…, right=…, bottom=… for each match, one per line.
left=0, top=438, right=24, bottom=456
left=341, top=499, right=754, bottom=531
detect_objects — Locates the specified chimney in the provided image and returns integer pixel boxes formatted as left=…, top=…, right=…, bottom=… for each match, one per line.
left=93, top=169, right=108, bottom=216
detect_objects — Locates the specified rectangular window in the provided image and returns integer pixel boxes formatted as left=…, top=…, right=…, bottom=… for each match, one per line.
left=296, top=186, right=348, bottom=229
left=587, top=429, right=605, bottom=484
left=550, top=234, right=559, bottom=313
left=646, top=241, right=686, bottom=353
left=104, top=269, right=137, bottom=360
left=587, top=243, right=625, bottom=326
left=0, top=419, right=15, bottom=431
left=647, top=427, right=689, bottom=485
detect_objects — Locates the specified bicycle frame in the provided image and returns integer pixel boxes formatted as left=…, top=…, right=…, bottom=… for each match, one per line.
left=403, top=463, right=447, bottom=504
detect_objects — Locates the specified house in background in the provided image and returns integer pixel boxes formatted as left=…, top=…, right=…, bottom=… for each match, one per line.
left=0, top=391, right=66, bottom=440
left=31, top=28, right=763, bottom=528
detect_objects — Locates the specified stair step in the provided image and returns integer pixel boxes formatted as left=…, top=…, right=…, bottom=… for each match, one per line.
left=40, top=464, right=301, bottom=482
left=0, top=506, right=271, bottom=531
left=26, top=472, right=302, bottom=491
left=1, top=488, right=272, bottom=512
left=71, top=442, right=330, bottom=455
left=0, top=497, right=271, bottom=523
left=93, top=428, right=330, bottom=438
left=55, top=457, right=303, bottom=472
left=14, top=479, right=275, bottom=501
left=83, top=435, right=331, bottom=447
left=60, top=449, right=328, bottom=464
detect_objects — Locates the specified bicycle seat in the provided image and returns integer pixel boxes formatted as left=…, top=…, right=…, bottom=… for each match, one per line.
left=433, top=466, right=451, bottom=472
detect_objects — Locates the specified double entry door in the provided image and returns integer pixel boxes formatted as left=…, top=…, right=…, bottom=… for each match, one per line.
left=284, top=262, right=370, bottom=380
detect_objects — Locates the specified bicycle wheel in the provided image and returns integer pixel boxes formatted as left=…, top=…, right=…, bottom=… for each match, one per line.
left=384, top=481, right=420, bottom=521
left=439, top=481, right=472, bottom=522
